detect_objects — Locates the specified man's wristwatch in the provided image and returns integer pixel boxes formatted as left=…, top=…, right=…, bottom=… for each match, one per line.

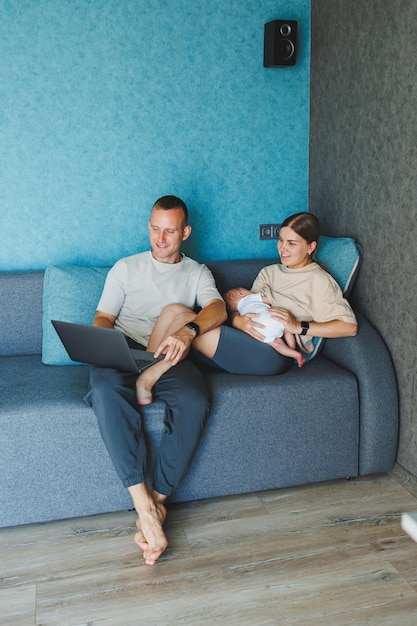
left=300, top=321, right=309, bottom=336
left=185, top=321, right=200, bottom=337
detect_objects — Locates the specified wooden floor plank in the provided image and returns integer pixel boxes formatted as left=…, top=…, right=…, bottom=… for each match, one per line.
left=35, top=557, right=417, bottom=626
left=2, top=474, right=417, bottom=625
left=0, top=584, right=36, bottom=626
left=0, top=515, right=190, bottom=588
left=389, top=555, right=417, bottom=591
left=35, top=521, right=417, bottom=623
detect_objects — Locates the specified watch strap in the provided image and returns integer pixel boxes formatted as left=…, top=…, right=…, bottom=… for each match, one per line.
left=185, top=321, right=200, bottom=337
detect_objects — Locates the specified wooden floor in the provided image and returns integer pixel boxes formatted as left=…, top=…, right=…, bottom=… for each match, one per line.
left=2, top=474, right=417, bottom=625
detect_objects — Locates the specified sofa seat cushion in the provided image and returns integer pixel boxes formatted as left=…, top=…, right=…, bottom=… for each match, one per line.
left=169, top=355, right=360, bottom=502
left=0, top=356, right=133, bottom=525
left=1, top=353, right=359, bottom=524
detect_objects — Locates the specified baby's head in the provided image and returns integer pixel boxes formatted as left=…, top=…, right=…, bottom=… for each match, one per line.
left=224, top=287, right=251, bottom=311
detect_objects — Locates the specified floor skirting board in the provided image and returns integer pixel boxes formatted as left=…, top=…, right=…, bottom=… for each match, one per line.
left=392, top=463, right=417, bottom=498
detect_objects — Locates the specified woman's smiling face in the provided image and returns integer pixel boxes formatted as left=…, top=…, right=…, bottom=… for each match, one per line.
left=277, top=226, right=317, bottom=269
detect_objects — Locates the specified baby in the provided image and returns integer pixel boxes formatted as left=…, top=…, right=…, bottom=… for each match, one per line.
left=224, top=287, right=305, bottom=368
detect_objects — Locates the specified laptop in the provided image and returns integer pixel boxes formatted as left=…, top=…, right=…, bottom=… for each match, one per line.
left=51, top=320, right=164, bottom=373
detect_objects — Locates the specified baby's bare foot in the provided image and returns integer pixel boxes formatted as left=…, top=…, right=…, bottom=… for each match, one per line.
left=296, top=354, right=306, bottom=368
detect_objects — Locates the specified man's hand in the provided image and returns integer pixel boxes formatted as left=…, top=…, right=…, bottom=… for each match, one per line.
left=153, top=326, right=194, bottom=365
left=154, top=298, right=227, bottom=365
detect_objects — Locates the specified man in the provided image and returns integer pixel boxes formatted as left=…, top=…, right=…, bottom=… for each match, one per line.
left=85, top=196, right=226, bottom=565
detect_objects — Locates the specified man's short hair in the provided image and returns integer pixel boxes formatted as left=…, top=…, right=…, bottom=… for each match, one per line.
left=152, top=195, right=188, bottom=225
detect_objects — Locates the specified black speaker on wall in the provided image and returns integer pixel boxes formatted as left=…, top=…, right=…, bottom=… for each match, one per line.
left=264, top=20, right=297, bottom=67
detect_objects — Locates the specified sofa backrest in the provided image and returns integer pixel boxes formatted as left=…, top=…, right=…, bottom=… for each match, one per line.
left=0, top=235, right=361, bottom=359
left=0, top=260, right=276, bottom=359
left=0, top=271, right=44, bottom=356
left=206, top=258, right=277, bottom=295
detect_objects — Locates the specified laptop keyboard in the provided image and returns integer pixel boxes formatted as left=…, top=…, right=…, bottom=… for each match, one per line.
left=134, top=357, right=155, bottom=370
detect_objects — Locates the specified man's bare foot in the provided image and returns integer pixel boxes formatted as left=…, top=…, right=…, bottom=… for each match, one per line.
left=134, top=518, right=149, bottom=550
left=135, top=372, right=154, bottom=406
left=129, top=484, right=168, bottom=565
left=134, top=499, right=167, bottom=565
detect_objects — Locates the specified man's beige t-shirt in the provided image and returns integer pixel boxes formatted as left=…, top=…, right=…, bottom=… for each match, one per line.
left=97, top=251, right=223, bottom=346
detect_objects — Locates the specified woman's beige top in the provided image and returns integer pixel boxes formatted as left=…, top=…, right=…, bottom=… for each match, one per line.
left=252, top=262, right=357, bottom=354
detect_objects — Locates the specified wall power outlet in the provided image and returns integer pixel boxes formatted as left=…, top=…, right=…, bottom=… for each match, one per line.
left=259, top=223, right=281, bottom=240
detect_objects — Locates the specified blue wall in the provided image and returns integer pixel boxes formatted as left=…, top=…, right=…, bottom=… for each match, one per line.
left=0, top=0, right=310, bottom=270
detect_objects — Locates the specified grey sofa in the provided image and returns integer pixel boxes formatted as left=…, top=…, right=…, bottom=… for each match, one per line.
left=0, top=256, right=398, bottom=528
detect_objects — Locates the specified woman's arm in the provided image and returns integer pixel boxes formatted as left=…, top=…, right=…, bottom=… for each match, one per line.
left=266, top=307, right=358, bottom=338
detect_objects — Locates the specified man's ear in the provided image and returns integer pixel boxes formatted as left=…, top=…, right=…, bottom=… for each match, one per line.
left=182, top=225, right=192, bottom=241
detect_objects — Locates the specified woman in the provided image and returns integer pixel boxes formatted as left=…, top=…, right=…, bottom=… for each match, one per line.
left=192, top=212, right=358, bottom=375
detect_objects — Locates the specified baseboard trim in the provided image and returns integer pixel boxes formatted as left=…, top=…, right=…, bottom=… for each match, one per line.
left=391, top=462, right=417, bottom=498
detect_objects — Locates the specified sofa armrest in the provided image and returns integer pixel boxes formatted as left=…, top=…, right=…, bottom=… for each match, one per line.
left=321, top=312, right=398, bottom=475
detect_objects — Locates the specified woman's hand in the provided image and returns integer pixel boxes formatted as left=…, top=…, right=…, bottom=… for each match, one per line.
left=266, top=307, right=299, bottom=334
left=231, top=312, right=267, bottom=341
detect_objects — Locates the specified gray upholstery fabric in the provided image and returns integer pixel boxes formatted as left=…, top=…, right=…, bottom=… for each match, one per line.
left=170, top=359, right=359, bottom=502
left=206, top=258, right=277, bottom=294
left=0, top=357, right=131, bottom=526
left=0, top=271, right=44, bottom=356
left=321, top=313, right=399, bottom=475
left=0, top=263, right=398, bottom=527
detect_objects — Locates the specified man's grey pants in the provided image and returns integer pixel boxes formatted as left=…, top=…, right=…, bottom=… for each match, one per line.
left=84, top=359, right=209, bottom=496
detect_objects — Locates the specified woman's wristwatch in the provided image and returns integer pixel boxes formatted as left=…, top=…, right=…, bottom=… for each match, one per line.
left=300, top=321, right=309, bottom=336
